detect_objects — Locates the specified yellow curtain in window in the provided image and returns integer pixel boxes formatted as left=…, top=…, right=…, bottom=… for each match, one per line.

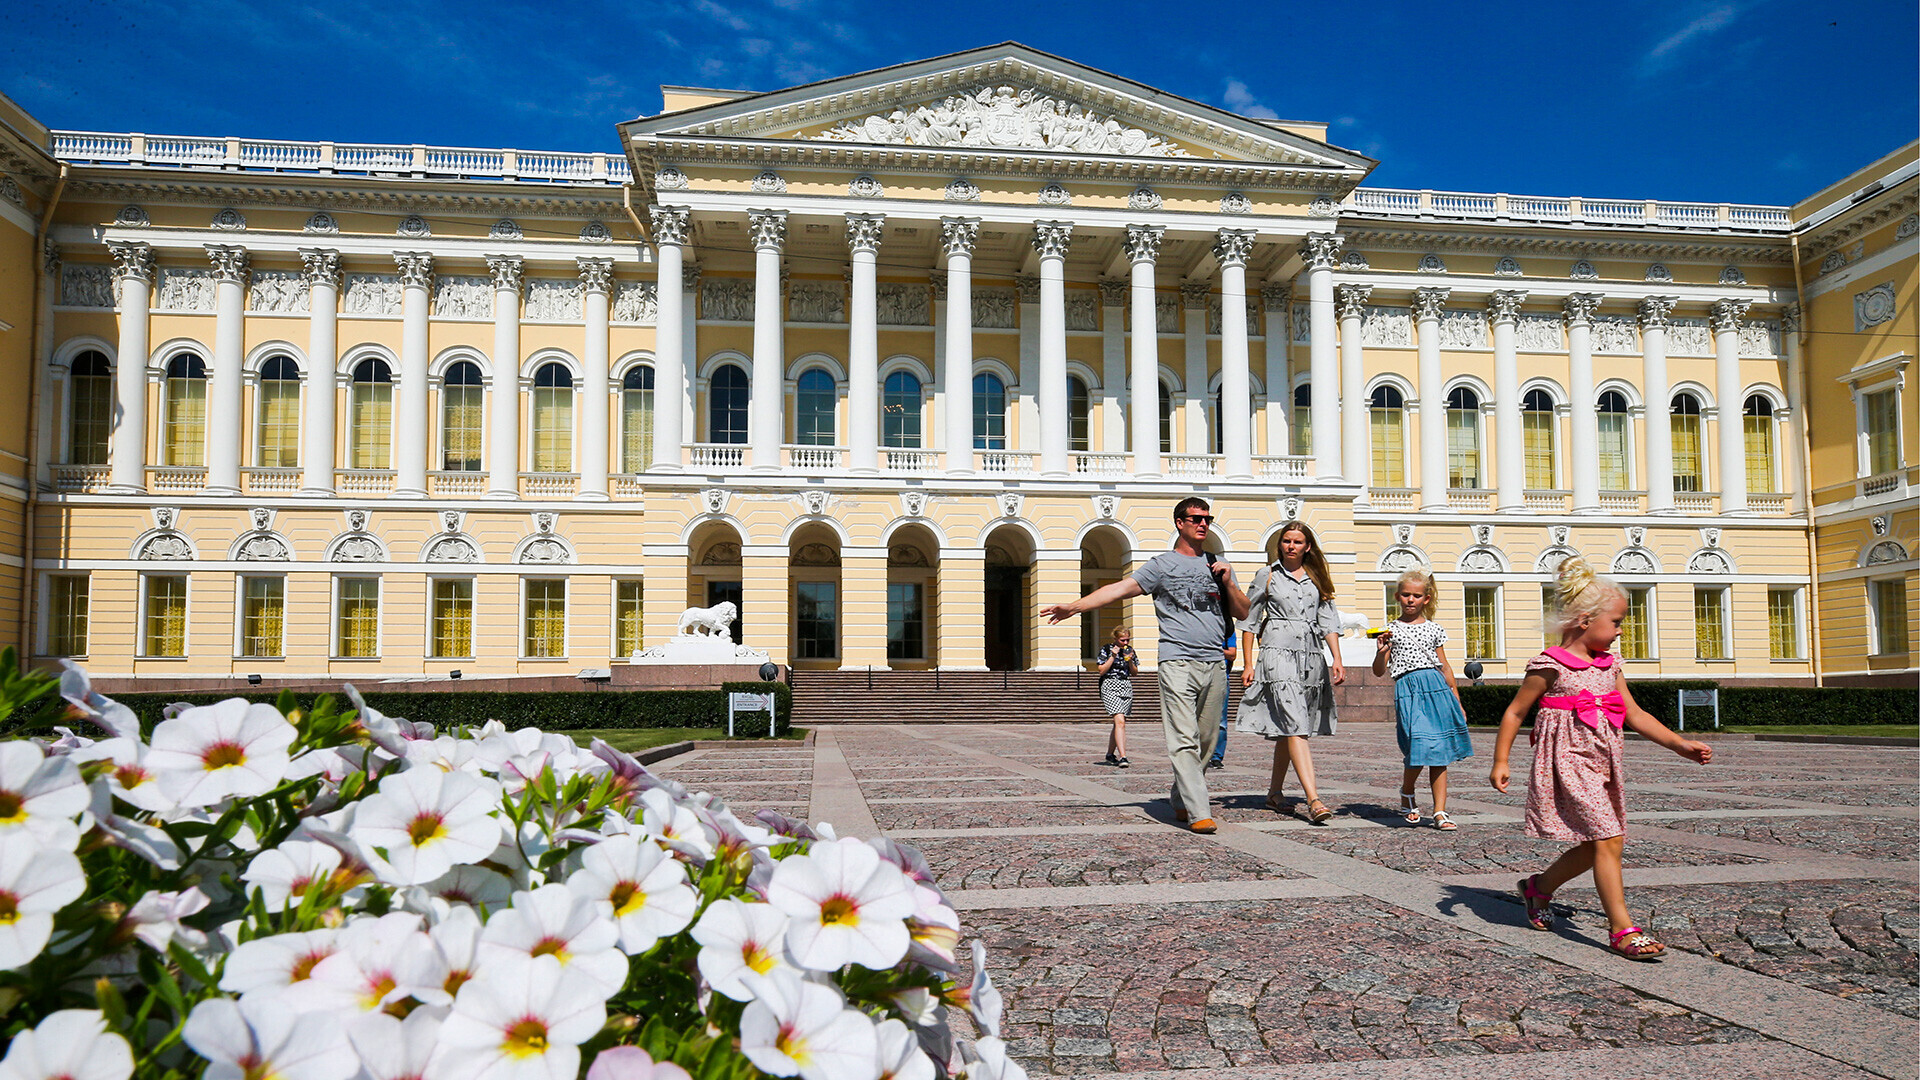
left=71, top=375, right=113, bottom=465
left=525, top=580, right=566, bottom=657
left=1464, top=587, right=1497, bottom=659
left=1595, top=413, right=1629, bottom=491
left=1292, top=408, right=1311, bottom=457
left=1671, top=415, right=1702, bottom=492
left=1866, top=390, right=1898, bottom=476
left=243, top=578, right=284, bottom=657
left=1744, top=415, right=1775, bottom=493
left=533, top=389, right=573, bottom=473
left=338, top=579, right=379, bottom=657
left=1767, top=590, right=1798, bottom=660
left=258, top=381, right=300, bottom=468
left=352, top=385, right=393, bottom=470
left=1369, top=407, right=1403, bottom=487
left=1619, top=589, right=1650, bottom=660
left=50, top=577, right=89, bottom=656
left=1446, top=410, right=1479, bottom=487
left=166, top=378, right=207, bottom=467
left=145, top=576, right=187, bottom=657
left=615, top=581, right=643, bottom=656
left=1524, top=411, right=1557, bottom=489
left=442, top=387, right=483, bottom=471
left=1693, top=588, right=1725, bottom=659
left=621, top=390, right=653, bottom=473
left=1875, top=580, right=1909, bottom=655
left=432, top=580, right=473, bottom=658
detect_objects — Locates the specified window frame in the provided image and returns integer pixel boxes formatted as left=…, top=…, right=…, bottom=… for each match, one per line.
left=887, top=580, right=926, bottom=662
left=620, top=365, right=655, bottom=473
left=1619, top=586, right=1655, bottom=660
left=1869, top=576, right=1911, bottom=657
left=44, top=573, right=90, bottom=657
left=530, top=362, right=576, bottom=473
left=65, top=350, right=114, bottom=466
left=521, top=577, right=569, bottom=660
left=972, top=371, right=1008, bottom=451
left=1670, top=391, right=1706, bottom=493
left=709, top=363, right=750, bottom=445
left=1070, top=376, right=1092, bottom=454
left=1291, top=382, right=1311, bottom=457
left=254, top=354, right=302, bottom=470
left=882, top=369, right=923, bottom=449
left=1368, top=384, right=1406, bottom=488
left=348, top=358, right=394, bottom=471
left=1692, top=585, right=1729, bottom=661
left=793, top=579, right=840, bottom=660
left=163, top=353, right=209, bottom=468
left=1742, top=393, right=1779, bottom=494
left=613, top=579, right=644, bottom=658
left=439, top=360, right=486, bottom=473
left=237, top=574, right=286, bottom=659
left=1462, top=583, right=1500, bottom=661
left=1767, top=586, right=1804, bottom=661
left=333, top=575, right=382, bottom=660
left=1444, top=386, right=1483, bottom=489
left=429, top=576, right=476, bottom=661
left=1594, top=389, right=1632, bottom=491
left=140, top=573, right=190, bottom=659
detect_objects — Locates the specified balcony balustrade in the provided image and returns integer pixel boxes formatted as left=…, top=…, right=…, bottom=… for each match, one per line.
left=336, top=469, right=395, bottom=495
left=150, top=466, right=207, bottom=493
left=521, top=473, right=579, bottom=498
left=242, top=467, right=302, bottom=494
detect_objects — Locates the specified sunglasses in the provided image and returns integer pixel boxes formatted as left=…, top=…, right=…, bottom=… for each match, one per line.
left=1180, top=515, right=1216, bottom=525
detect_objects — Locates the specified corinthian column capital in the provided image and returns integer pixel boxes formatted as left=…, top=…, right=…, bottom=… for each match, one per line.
left=1032, top=221, right=1073, bottom=259
left=205, top=244, right=249, bottom=284
left=1098, top=278, right=1129, bottom=307
left=486, top=255, right=524, bottom=292
left=1709, top=298, right=1750, bottom=334
left=1637, top=295, right=1677, bottom=329
left=1486, top=289, right=1528, bottom=325
left=1016, top=275, right=1041, bottom=304
left=1780, top=302, right=1802, bottom=334
left=844, top=213, right=884, bottom=254
left=1123, top=224, right=1163, bottom=264
left=649, top=206, right=691, bottom=247
left=577, top=257, right=614, bottom=296
left=109, top=241, right=155, bottom=284
left=394, top=251, right=434, bottom=290
left=749, top=210, right=789, bottom=252
left=1411, top=286, right=1450, bottom=321
left=1261, top=283, right=1292, bottom=312
left=1562, top=292, right=1602, bottom=327
left=939, top=217, right=979, bottom=258
left=299, top=248, right=342, bottom=290
left=1180, top=280, right=1211, bottom=308
left=1300, top=232, right=1344, bottom=271
left=1335, top=283, right=1372, bottom=321
left=1213, top=228, right=1255, bottom=269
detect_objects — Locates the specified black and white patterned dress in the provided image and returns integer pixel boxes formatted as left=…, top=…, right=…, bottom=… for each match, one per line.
left=1097, top=643, right=1137, bottom=716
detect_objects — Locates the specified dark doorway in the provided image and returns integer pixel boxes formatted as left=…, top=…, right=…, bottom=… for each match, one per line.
left=983, top=566, right=1027, bottom=671
left=706, top=580, right=743, bottom=644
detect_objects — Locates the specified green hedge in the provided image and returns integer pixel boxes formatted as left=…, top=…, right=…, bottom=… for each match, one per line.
left=100, top=681, right=792, bottom=736
left=1459, top=680, right=1914, bottom=727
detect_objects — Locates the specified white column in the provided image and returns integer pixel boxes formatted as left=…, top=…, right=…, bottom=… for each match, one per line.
left=846, top=213, right=884, bottom=473
left=941, top=217, right=978, bottom=474
left=1711, top=298, right=1751, bottom=513
left=1301, top=233, right=1343, bottom=480
left=1098, top=279, right=1128, bottom=453
left=1564, top=293, right=1602, bottom=514
left=484, top=256, right=524, bottom=497
left=1414, top=287, right=1451, bottom=511
left=1125, top=226, right=1163, bottom=477
left=1215, top=229, right=1255, bottom=479
left=299, top=249, right=341, bottom=496
left=1179, top=281, right=1209, bottom=456
left=203, top=245, right=248, bottom=496
left=1261, top=283, right=1291, bottom=458
left=577, top=257, right=612, bottom=500
left=107, top=242, right=154, bottom=493
left=1015, top=275, right=1040, bottom=458
left=392, top=251, right=433, bottom=498
left=1035, top=221, right=1073, bottom=477
left=1489, top=290, right=1528, bottom=513
left=648, top=207, right=689, bottom=472
left=1638, top=296, right=1677, bottom=512
left=1336, top=283, right=1371, bottom=501
left=747, top=210, right=788, bottom=471
left=680, top=263, right=700, bottom=450
left=1781, top=304, right=1808, bottom=513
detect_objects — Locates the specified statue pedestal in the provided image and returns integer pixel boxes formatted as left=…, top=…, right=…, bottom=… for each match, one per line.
left=630, top=633, right=770, bottom=665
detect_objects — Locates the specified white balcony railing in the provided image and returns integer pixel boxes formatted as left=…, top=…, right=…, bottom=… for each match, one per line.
left=611, top=475, right=646, bottom=500
left=1346, top=187, right=1791, bottom=233
left=1674, top=492, right=1717, bottom=514
left=786, top=445, right=845, bottom=471
left=521, top=473, right=578, bottom=498
left=50, top=131, right=631, bottom=185
left=884, top=448, right=940, bottom=472
left=242, top=467, right=302, bottom=493
left=336, top=469, right=395, bottom=494
left=1073, top=452, right=1127, bottom=477
left=1447, top=489, right=1494, bottom=512
left=1598, top=491, right=1644, bottom=513
left=1256, top=456, right=1311, bottom=481
left=1164, top=454, right=1219, bottom=478
left=689, top=444, right=747, bottom=470
left=150, top=466, right=207, bottom=493
left=1747, top=492, right=1790, bottom=515
left=50, top=464, right=110, bottom=492
left=1367, top=488, right=1418, bottom=511
left=1862, top=473, right=1901, bottom=497
left=977, top=451, right=1035, bottom=475
left=1524, top=489, right=1570, bottom=511
left=428, top=471, right=487, bottom=496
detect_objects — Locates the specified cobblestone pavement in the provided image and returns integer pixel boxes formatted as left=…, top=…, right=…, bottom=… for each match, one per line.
left=654, top=725, right=1918, bottom=1079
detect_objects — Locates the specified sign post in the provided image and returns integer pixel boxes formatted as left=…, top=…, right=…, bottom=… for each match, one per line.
left=1676, top=688, right=1719, bottom=731
left=728, top=691, right=777, bottom=737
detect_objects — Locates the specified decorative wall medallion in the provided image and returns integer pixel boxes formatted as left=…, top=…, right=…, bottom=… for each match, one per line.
left=441, top=510, right=464, bottom=534
left=490, top=219, right=523, bottom=240
left=1280, top=496, right=1302, bottom=522
left=815, top=87, right=1191, bottom=157
left=1392, top=523, right=1415, bottom=545
left=1855, top=282, right=1897, bottom=330
left=1687, top=549, right=1733, bottom=574
left=1472, top=523, right=1494, bottom=545
left=1535, top=547, right=1576, bottom=573
left=579, top=220, right=612, bottom=243
left=1702, top=526, right=1722, bottom=548
left=793, top=543, right=840, bottom=567
left=1459, top=548, right=1502, bottom=573
left=751, top=170, right=786, bottom=194
left=211, top=208, right=246, bottom=231
left=154, top=507, right=177, bottom=530
left=138, top=534, right=194, bottom=561
left=1819, top=250, right=1847, bottom=274
left=1569, top=260, right=1598, bottom=280
left=235, top=535, right=289, bottom=561
left=849, top=175, right=884, bottom=198
left=1550, top=525, right=1571, bottom=545
left=1220, top=191, right=1252, bottom=214
left=519, top=538, right=571, bottom=564
left=902, top=490, right=927, bottom=517
left=534, top=512, right=557, bottom=535
left=1340, top=251, right=1370, bottom=270
left=944, top=178, right=980, bottom=202
left=1718, top=266, right=1747, bottom=285
left=397, top=215, right=431, bottom=238
left=425, top=536, right=480, bottom=563
left=1612, top=550, right=1655, bottom=574
left=1495, top=256, right=1522, bottom=277
left=802, top=490, right=830, bottom=516
left=0, top=178, right=19, bottom=207
left=332, top=537, right=384, bottom=563
left=1418, top=253, right=1447, bottom=273
left=1094, top=494, right=1118, bottom=519
left=1897, top=214, right=1918, bottom=240
left=346, top=509, right=369, bottom=532
left=888, top=544, right=929, bottom=568
left=700, top=541, right=742, bottom=566
left=1128, top=187, right=1162, bottom=210
left=1308, top=196, right=1338, bottom=218
left=250, top=507, right=273, bottom=531
left=702, top=489, right=728, bottom=514
left=655, top=165, right=689, bottom=190
left=1871, top=515, right=1889, bottom=536
left=998, top=491, right=1022, bottom=518
left=304, top=212, right=338, bottom=234
left=1626, top=526, right=1645, bottom=547
left=1380, top=548, right=1424, bottom=573
left=115, top=205, right=150, bottom=227
left=1645, top=263, right=1672, bottom=282
left=1037, top=182, right=1071, bottom=206
left=1866, top=540, right=1908, bottom=565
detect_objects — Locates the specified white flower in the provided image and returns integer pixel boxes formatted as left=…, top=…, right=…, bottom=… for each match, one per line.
left=690, top=897, right=794, bottom=1002
left=584, top=1047, right=690, bottom=1080
left=739, top=969, right=879, bottom=1080
left=416, top=864, right=514, bottom=911
left=966, top=940, right=1004, bottom=1038
left=873, top=1018, right=935, bottom=1080
left=242, top=840, right=344, bottom=910
left=637, top=789, right=714, bottom=863
left=477, top=884, right=626, bottom=997
left=958, top=1037, right=1027, bottom=1080
left=183, top=996, right=358, bottom=1080
left=347, top=1008, right=444, bottom=1080
left=906, top=893, right=961, bottom=972
left=217, top=929, right=338, bottom=997
left=566, top=833, right=695, bottom=955
left=0, top=741, right=87, bottom=848
left=433, top=953, right=606, bottom=1080
left=889, top=988, right=939, bottom=1028
left=426, top=905, right=484, bottom=1000
left=71, top=737, right=175, bottom=813
left=146, top=700, right=296, bottom=807
left=0, top=831, right=85, bottom=970
left=0, top=1009, right=133, bottom=1080
left=304, top=912, right=439, bottom=1014
left=123, top=887, right=210, bottom=953
left=766, top=837, right=915, bottom=972
left=57, top=662, right=140, bottom=740
left=352, top=767, right=502, bottom=885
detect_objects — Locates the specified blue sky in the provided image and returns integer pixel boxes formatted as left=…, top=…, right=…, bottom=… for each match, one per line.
left=6, top=0, right=1914, bottom=205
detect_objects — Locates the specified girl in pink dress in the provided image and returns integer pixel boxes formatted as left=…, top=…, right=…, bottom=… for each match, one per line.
left=1489, top=556, right=1713, bottom=960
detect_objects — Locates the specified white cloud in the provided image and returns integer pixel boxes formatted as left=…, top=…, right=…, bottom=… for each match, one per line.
left=1646, top=4, right=1738, bottom=67
left=1222, top=78, right=1280, bottom=120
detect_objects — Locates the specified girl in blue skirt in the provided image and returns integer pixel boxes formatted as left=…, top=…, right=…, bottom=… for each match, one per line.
left=1371, top=568, right=1474, bottom=829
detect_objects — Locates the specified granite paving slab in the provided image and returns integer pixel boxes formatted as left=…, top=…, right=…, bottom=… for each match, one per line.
left=916, top=832, right=1308, bottom=890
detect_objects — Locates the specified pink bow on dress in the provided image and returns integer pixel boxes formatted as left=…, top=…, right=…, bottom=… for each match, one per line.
left=1541, top=690, right=1627, bottom=731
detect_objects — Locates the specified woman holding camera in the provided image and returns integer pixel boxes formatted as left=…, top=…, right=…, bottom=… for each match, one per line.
left=1096, top=625, right=1139, bottom=767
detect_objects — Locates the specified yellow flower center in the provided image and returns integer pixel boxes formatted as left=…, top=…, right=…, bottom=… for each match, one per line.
left=530, top=937, right=570, bottom=962
left=361, top=974, right=397, bottom=1010
left=202, top=742, right=248, bottom=770
left=776, top=1026, right=811, bottom=1066
left=0, top=790, right=24, bottom=824
left=608, top=881, right=647, bottom=917
left=819, top=896, right=858, bottom=926
left=502, top=1019, right=550, bottom=1058
left=114, top=765, right=151, bottom=789
left=240, top=1057, right=281, bottom=1080
left=406, top=814, right=447, bottom=847
left=742, top=940, right=777, bottom=974
left=444, top=968, right=474, bottom=996
left=289, top=949, right=330, bottom=982
left=0, top=890, right=19, bottom=926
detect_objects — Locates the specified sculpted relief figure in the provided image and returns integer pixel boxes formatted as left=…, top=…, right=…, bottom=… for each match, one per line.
left=612, top=281, right=658, bottom=324
left=62, top=265, right=115, bottom=308
left=789, top=281, right=845, bottom=323
left=816, top=85, right=1192, bottom=157
left=344, top=274, right=402, bottom=315
left=248, top=271, right=309, bottom=314
left=433, top=276, right=494, bottom=319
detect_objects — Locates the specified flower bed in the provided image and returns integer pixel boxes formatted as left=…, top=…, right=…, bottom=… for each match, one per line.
left=0, top=659, right=1022, bottom=1080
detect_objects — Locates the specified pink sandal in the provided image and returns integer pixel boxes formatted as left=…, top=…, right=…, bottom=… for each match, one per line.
left=1608, top=926, right=1666, bottom=961
left=1518, top=875, right=1554, bottom=931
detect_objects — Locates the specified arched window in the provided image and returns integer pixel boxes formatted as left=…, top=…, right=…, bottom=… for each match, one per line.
left=972, top=372, right=1006, bottom=450
left=795, top=369, right=836, bottom=446
left=1671, top=392, right=1704, bottom=492
left=883, top=370, right=921, bottom=448
left=709, top=364, right=749, bottom=444
left=1291, top=383, right=1311, bottom=456
left=1522, top=389, right=1557, bottom=489
left=441, top=361, right=483, bottom=472
left=1445, top=387, right=1481, bottom=488
left=531, top=362, right=574, bottom=472
left=1159, top=381, right=1175, bottom=454
left=621, top=366, right=654, bottom=472
left=348, top=358, right=392, bottom=470
left=1368, top=385, right=1405, bottom=487
left=66, top=350, right=112, bottom=465
left=1743, top=394, right=1777, bottom=492
left=256, top=355, right=301, bottom=468
left=1596, top=391, right=1630, bottom=490
left=1070, top=376, right=1091, bottom=453
left=164, top=353, right=208, bottom=467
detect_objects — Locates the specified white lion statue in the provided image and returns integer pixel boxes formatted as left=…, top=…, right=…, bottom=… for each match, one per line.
left=677, top=601, right=738, bottom=639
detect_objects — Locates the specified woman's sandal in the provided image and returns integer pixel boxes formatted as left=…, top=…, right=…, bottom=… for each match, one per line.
left=1401, top=793, right=1421, bottom=824
left=1306, top=799, right=1334, bottom=824
left=1519, top=874, right=1555, bottom=931
left=1608, top=926, right=1667, bottom=961
left=1263, top=793, right=1288, bottom=815
left=1433, top=810, right=1458, bottom=831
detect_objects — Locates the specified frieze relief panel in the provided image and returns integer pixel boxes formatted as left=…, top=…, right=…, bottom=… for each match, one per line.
left=875, top=283, right=930, bottom=325
left=1361, top=306, right=1412, bottom=347
left=525, top=279, right=582, bottom=321
left=247, top=271, right=308, bottom=314
left=1667, top=317, right=1711, bottom=356
left=1066, top=291, right=1100, bottom=331
left=343, top=274, right=402, bottom=315
left=701, top=279, right=754, bottom=321
left=1156, top=294, right=1180, bottom=333
left=1515, top=314, right=1563, bottom=352
left=972, top=288, right=1016, bottom=329
left=812, top=85, right=1194, bottom=157
left=1436, top=309, right=1486, bottom=349
left=788, top=281, right=844, bottom=323
left=432, top=276, right=493, bottom=319
left=1591, top=315, right=1639, bottom=354
left=1205, top=297, right=1258, bottom=336
left=61, top=265, right=114, bottom=308
left=157, top=268, right=215, bottom=312
left=612, top=281, right=658, bottom=324
left=1738, top=319, right=1782, bottom=358
left=1291, top=303, right=1311, bottom=344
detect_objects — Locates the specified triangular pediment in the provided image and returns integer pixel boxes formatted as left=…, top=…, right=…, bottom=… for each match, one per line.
left=623, top=43, right=1372, bottom=173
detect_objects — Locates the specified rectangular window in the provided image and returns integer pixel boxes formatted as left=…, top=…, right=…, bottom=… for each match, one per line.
left=1767, top=588, right=1800, bottom=660
left=1596, top=411, right=1630, bottom=490
left=257, top=380, right=301, bottom=468
left=1542, top=584, right=1558, bottom=649
left=887, top=582, right=925, bottom=661
left=48, top=576, right=89, bottom=656
left=1292, top=406, right=1311, bottom=457
left=1619, top=587, right=1652, bottom=660
left=1693, top=587, right=1727, bottom=660
left=524, top=579, right=567, bottom=658
left=144, top=575, right=188, bottom=657
left=1463, top=585, right=1498, bottom=660
left=532, top=389, right=573, bottom=472
left=431, top=579, right=473, bottom=659
left=1523, top=410, right=1557, bottom=489
left=1872, top=578, right=1910, bottom=656
left=240, top=577, right=284, bottom=658
left=1672, top=413, right=1703, bottom=492
left=1369, top=407, right=1404, bottom=487
left=1864, top=388, right=1899, bottom=476
left=336, top=577, right=380, bottom=658
left=1744, top=415, right=1775, bottom=493
left=621, top=388, right=653, bottom=472
left=351, top=385, right=393, bottom=470
left=795, top=581, right=838, bottom=659
left=614, top=580, right=643, bottom=657
left=1446, top=411, right=1480, bottom=488
left=442, top=385, right=484, bottom=471
left=69, top=374, right=113, bottom=465
left=166, top=379, right=207, bottom=467
left=1387, top=584, right=1400, bottom=624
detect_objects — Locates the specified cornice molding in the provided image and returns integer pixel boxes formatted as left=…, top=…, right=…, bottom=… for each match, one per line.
left=1799, top=188, right=1918, bottom=259
left=60, top=175, right=626, bottom=220
left=1339, top=224, right=1794, bottom=264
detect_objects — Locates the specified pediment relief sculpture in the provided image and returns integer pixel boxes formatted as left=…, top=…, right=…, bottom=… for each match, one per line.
left=813, top=86, right=1194, bottom=158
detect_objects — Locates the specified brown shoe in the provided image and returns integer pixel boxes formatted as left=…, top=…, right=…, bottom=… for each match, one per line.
left=1189, top=818, right=1219, bottom=834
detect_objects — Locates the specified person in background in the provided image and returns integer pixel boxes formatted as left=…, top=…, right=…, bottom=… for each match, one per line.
left=1237, top=520, right=1345, bottom=824
left=1207, top=628, right=1236, bottom=770
left=1096, top=625, right=1138, bottom=768
left=1372, top=567, right=1473, bottom=830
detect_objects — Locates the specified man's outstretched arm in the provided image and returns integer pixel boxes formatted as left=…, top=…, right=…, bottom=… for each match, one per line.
left=1041, top=576, right=1144, bottom=624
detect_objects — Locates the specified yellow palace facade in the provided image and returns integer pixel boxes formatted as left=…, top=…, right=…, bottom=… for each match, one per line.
left=0, top=45, right=1912, bottom=687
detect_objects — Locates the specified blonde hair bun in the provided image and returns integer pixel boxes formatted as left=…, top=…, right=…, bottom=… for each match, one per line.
left=1550, top=555, right=1626, bottom=635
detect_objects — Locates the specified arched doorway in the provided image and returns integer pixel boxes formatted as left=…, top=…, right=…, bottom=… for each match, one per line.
left=887, top=524, right=939, bottom=668
left=789, top=523, right=843, bottom=670
left=983, top=525, right=1034, bottom=671
left=1079, top=526, right=1131, bottom=666
left=688, top=523, right=744, bottom=644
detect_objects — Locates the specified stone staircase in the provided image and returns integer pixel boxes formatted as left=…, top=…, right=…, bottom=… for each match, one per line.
left=789, top=667, right=1393, bottom=725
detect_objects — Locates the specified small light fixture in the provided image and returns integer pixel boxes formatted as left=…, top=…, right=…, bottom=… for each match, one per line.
left=1463, top=660, right=1485, bottom=685
left=449, top=669, right=462, bottom=680
left=759, top=662, right=780, bottom=682
left=246, top=673, right=262, bottom=686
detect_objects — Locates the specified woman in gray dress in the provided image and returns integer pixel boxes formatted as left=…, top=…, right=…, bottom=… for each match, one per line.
left=1237, top=520, right=1347, bottom=823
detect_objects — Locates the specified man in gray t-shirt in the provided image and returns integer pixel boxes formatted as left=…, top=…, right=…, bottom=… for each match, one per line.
left=1043, top=497, right=1249, bottom=833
